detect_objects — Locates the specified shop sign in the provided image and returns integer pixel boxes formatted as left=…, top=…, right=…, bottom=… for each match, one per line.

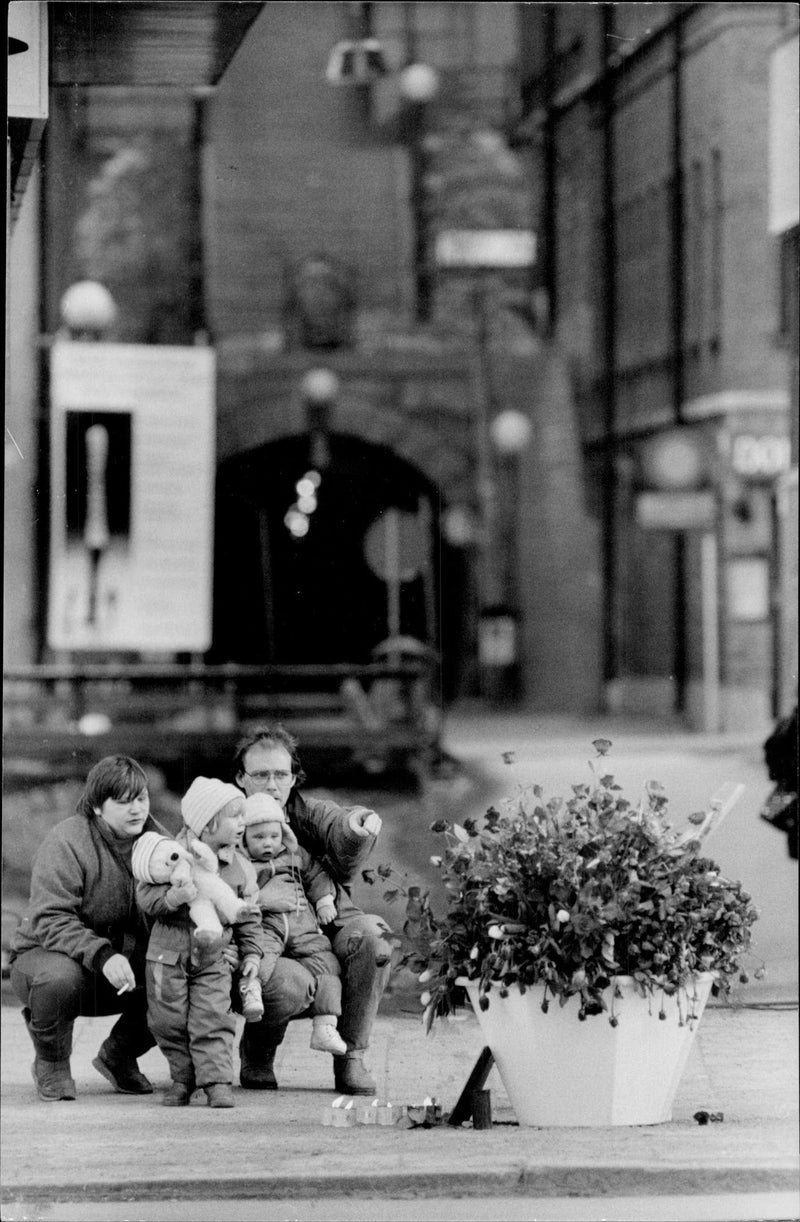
left=769, top=33, right=799, bottom=235
left=7, top=1, right=48, bottom=120
left=730, top=434, right=791, bottom=479
left=47, top=342, right=216, bottom=652
left=435, top=230, right=537, bottom=269
left=636, top=491, right=716, bottom=532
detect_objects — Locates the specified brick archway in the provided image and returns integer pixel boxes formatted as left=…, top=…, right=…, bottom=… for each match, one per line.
left=216, top=355, right=478, bottom=509
left=211, top=428, right=472, bottom=697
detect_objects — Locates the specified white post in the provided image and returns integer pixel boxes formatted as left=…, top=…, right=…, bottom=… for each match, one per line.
left=701, top=530, right=720, bottom=732
left=385, top=508, right=401, bottom=647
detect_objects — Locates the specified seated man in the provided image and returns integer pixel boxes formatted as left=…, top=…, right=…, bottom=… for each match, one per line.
left=233, top=724, right=395, bottom=1095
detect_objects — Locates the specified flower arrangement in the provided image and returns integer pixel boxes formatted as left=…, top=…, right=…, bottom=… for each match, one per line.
left=366, top=741, right=761, bottom=1030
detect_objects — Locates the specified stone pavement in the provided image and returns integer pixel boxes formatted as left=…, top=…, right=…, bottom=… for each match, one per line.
left=1, top=993, right=797, bottom=1208
left=2, top=706, right=798, bottom=1210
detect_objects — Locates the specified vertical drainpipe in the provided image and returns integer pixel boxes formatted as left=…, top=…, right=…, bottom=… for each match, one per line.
left=600, top=5, right=618, bottom=699
left=35, top=121, right=52, bottom=661
left=542, top=7, right=557, bottom=326
left=402, top=1, right=432, bottom=323
left=189, top=89, right=209, bottom=342
left=671, top=16, right=688, bottom=713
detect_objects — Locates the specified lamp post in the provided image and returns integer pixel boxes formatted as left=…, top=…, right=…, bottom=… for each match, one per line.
left=300, top=366, right=338, bottom=470
left=58, top=281, right=117, bottom=633
left=490, top=408, right=533, bottom=629
left=398, top=61, right=439, bottom=323
left=434, top=230, right=536, bottom=703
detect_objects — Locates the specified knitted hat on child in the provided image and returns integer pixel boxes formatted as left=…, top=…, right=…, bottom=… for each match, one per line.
left=131, top=831, right=173, bottom=884
left=243, top=792, right=298, bottom=851
left=181, top=777, right=244, bottom=838
left=242, top=792, right=284, bottom=826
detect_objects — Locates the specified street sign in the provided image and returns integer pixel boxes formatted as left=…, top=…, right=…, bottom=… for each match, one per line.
left=731, top=433, right=791, bottom=479
left=636, top=491, right=716, bottom=532
left=364, top=509, right=424, bottom=583
left=434, top=230, right=537, bottom=269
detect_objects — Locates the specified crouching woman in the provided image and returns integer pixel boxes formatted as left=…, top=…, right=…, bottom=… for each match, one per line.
left=9, top=756, right=158, bottom=1102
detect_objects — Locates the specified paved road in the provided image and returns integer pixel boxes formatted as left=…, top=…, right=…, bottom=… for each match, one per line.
left=3, top=1191, right=799, bottom=1222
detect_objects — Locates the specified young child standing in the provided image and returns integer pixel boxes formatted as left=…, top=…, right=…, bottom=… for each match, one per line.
left=240, top=791, right=347, bottom=1057
left=134, top=777, right=263, bottom=1108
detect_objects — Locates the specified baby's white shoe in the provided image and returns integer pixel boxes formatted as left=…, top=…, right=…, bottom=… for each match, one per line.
left=310, top=1016, right=347, bottom=1055
left=239, top=978, right=265, bottom=1023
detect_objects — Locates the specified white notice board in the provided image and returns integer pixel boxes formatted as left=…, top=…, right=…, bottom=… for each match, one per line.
left=47, top=342, right=216, bottom=652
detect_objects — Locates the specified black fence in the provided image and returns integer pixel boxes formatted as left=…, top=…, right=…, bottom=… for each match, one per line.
left=3, top=661, right=441, bottom=790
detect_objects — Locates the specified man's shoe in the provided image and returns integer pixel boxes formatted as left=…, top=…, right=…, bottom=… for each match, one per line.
left=31, top=1058, right=76, bottom=1102
left=92, top=1041, right=154, bottom=1094
left=240, top=1041, right=278, bottom=1090
left=163, top=1080, right=194, bottom=1107
left=205, top=1083, right=235, bottom=1108
left=333, top=1052, right=377, bottom=1096
left=240, top=1061, right=278, bottom=1089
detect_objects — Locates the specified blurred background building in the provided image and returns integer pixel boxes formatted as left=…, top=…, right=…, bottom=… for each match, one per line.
left=5, top=1, right=798, bottom=772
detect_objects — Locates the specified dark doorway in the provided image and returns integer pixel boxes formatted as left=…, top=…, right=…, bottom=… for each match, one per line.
left=211, top=434, right=468, bottom=697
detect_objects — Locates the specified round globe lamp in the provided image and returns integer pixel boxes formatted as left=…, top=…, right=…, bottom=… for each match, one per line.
left=59, top=281, right=118, bottom=338
left=301, top=368, right=340, bottom=404
left=399, top=63, right=439, bottom=104
left=490, top=410, right=532, bottom=455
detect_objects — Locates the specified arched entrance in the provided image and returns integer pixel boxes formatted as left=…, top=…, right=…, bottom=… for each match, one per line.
left=212, top=433, right=468, bottom=696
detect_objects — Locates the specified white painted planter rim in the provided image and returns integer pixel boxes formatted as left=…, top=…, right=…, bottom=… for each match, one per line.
left=455, top=971, right=716, bottom=994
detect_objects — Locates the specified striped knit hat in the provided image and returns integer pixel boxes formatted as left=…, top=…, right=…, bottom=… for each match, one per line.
left=131, top=832, right=176, bottom=884
left=181, top=777, right=244, bottom=838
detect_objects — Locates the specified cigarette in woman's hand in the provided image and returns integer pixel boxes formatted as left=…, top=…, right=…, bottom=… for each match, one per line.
left=116, top=983, right=132, bottom=995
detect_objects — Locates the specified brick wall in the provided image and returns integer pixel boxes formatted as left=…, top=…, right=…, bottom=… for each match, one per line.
left=207, top=3, right=413, bottom=339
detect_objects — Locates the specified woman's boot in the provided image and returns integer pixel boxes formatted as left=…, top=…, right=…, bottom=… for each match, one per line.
left=31, top=1056, right=76, bottom=1101
left=23, top=1009, right=76, bottom=1101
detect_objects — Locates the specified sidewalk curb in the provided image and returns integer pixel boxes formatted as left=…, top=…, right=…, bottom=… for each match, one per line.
left=4, top=1165, right=799, bottom=1206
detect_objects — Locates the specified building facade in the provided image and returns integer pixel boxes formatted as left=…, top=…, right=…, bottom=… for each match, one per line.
left=5, top=2, right=796, bottom=730
left=517, top=1, right=798, bottom=728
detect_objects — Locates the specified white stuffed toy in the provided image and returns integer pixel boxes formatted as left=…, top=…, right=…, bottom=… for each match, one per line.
left=132, top=831, right=251, bottom=948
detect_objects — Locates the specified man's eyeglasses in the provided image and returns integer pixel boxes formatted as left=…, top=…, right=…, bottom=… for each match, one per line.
left=242, top=769, right=293, bottom=784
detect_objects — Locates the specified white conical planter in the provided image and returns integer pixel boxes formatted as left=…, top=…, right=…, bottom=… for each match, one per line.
left=458, top=972, right=714, bottom=1127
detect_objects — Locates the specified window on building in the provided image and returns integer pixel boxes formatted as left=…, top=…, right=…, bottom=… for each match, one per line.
left=710, top=148, right=723, bottom=350
left=688, top=157, right=705, bottom=352
left=778, top=225, right=799, bottom=346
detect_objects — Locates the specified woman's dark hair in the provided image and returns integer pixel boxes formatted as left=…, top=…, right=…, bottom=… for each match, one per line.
left=77, top=755, right=149, bottom=817
left=233, top=724, right=306, bottom=787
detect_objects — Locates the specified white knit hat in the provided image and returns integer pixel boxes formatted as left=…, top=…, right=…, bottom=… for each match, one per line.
left=243, top=792, right=298, bottom=851
left=181, top=777, right=244, bottom=837
left=242, top=792, right=285, bottom=827
left=132, top=831, right=174, bottom=884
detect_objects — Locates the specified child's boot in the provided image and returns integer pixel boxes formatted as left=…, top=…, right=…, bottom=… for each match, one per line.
left=310, top=1015, right=347, bottom=1055
left=239, top=977, right=265, bottom=1023
left=163, top=1078, right=194, bottom=1106
left=205, top=1083, right=235, bottom=1108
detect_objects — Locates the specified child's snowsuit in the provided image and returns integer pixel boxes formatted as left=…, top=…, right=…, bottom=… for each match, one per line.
left=135, top=828, right=263, bottom=1088
left=251, top=844, right=342, bottom=1018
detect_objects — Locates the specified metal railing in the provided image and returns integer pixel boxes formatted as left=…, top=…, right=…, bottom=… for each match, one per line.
left=3, top=660, right=440, bottom=778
